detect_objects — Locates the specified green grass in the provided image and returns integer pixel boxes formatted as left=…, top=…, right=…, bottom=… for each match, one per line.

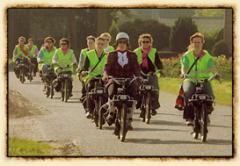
left=159, top=77, right=232, bottom=106
left=8, top=138, right=53, bottom=156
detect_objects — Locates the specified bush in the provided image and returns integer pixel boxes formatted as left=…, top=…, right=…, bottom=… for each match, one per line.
left=211, top=40, right=230, bottom=58
left=169, top=17, right=198, bottom=53
left=118, top=19, right=171, bottom=50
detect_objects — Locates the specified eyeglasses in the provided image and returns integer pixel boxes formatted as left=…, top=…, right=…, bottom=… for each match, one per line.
left=61, top=43, right=67, bottom=45
left=142, top=41, right=150, bottom=44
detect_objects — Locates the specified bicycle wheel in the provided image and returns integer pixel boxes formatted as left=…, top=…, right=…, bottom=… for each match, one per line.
left=98, top=97, right=103, bottom=129
left=200, top=104, right=208, bottom=142
left=145, top=93, right=151, bottom=124
left=64, top=79, right=69, bottom=102
left=50, top=83, right=54, bottom=99
left=193, top=106, right=200, bottom=139
left=94, top=100, right=99, bottom=127
left=61, top=81, right=64, bottom=102
left=120, top=103, right=128, bottom=142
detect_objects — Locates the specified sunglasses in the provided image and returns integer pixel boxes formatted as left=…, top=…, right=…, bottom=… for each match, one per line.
left=61, top=43, right=67, bottom=45
left=142, top=41, right=150, bottom=44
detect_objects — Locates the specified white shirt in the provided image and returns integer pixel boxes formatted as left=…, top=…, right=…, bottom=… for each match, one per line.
left=117, top=51, right=128, bottom=68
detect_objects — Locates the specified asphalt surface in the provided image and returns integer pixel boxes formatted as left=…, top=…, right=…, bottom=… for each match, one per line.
left=8, top=72, right=233, bottom=156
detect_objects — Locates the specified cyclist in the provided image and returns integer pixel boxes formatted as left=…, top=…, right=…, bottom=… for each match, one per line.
left=102, top=32, right=141, bottom=132
left=80, top=36, right=107, bottom=118
left=12, top=36, right=30, bottom=78
left=134, top=33, right=163, bottom=117
left=77, top=35, right=96, bottom=102
left=26, top=37, right=39, bottom=76
left=180, top=32, right=216, bottom=125
left=52, top=38, right=77, bottom=97
left=37, top=37, right=56, bottom=77
left=100, top=32, right=114, bottom=53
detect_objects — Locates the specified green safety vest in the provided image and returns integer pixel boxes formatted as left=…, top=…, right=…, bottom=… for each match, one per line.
left=26, top=44, right=38, bottom=58
left=104, top=45, right=114, bottom=53
left=80, top=48, right=89, bottom=59
left=134, top=47, right=157, bottom=65
left=38, top=47, right=56, bottom=71
left=134, top=47, right=161, bottom=78
left=53, top=48, right=75, bottom=73
left=181, top=50, right=214, bottom=81
left=12, top=45, right=29, bottom=63
left=82, top=49, right=107, bottom=83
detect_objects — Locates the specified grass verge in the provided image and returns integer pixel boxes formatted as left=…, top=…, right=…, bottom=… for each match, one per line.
left=8, top=138, right=53, bottom=156
left=159, top=77, right=232, bottom=106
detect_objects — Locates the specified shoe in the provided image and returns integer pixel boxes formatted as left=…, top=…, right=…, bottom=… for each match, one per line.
left=151, top=109, right=157, bottom=116
left=139, top=109, right=145, bottom=118
left=85, top=112, right=92, bottom=119
left=114, top=126, right=120, bottom=136
left=128, top=123, right=133, bottom=130
left=207, top=116, right=211, bottom=125
left=106, top=113, right=115, bottom=126
left=185, top=119, right=193, bottom=126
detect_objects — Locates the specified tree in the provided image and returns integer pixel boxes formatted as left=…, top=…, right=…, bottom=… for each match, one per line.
left=169, top=17, right=198, bottom=53
left=119, top=19, right=171, bottom=50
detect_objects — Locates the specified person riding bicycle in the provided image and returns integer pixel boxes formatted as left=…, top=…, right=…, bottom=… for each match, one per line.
left=37, top=37, right=56, bottom=77
left=52, top=38, right=77, bottom=97
left=134, top=33, right=164, bottom=117
left=102, top=32, right=141, bottom=132
left=180, top=32, right=216, bottom=125
left=12, top=36, right=30, bottom=78
left=100, top=32, right=115, bottom=53
left=79, top=36, right=108, bottom=118
left=77, top=35, right=96, bottom=102
left=26, top=37, right=39, bottom=76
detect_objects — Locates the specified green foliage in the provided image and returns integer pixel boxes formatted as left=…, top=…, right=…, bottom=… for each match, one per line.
left=119, top=19, right=171, bottom=50
left=8, top=138, right=53, bottom=156
left=212, top=40, right=230, bottom=57
left=213, top=55, right=232, bottom=80
left=159, top=77, right=232, bottom=105
left=169, top=17, right=198, bottom=53
left=194, top=9, right=225, bottom=17
left=204, top=28, right=223, bottom=52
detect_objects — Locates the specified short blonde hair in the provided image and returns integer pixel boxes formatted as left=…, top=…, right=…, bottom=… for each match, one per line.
left=18, top=36, right=26, bottom=42
left=44, top=36, right=55, bottom=44
left=188, top=32, right=205, bottom=51
left=138, top=33, right=153, bottom=47
left=100, top=32, right=112, bottom=40
left=95, top=36, right=105, bottom=42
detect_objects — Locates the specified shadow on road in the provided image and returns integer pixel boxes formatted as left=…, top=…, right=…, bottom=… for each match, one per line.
left=132, top=127, right=188, bottom=132
left=126, top=138, right=232, bottom=145
left=24, top=81, right=42, bottom=85
left=150, top=119, right=186, bottom=126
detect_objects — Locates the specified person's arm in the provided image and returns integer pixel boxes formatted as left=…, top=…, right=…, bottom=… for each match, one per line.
left=155, top=52, right=163, bottom=70
left=78, top=50, right=84, bottom=69
left=180, top=54, right=189, bottom=76
left=37, top=49, right=44, bottom=63
left=12, top=47, right=18, bottom=63
left=132, top=52, right=141, bottom=77
left=80, top=55, right=90, bottom=72
left=35, top=46, right=39, bottom=58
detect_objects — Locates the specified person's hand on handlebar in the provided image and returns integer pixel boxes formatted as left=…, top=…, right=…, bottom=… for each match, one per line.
left=180, top=73, right=188, bottom=79
left=80, top=71, right=88, bottom=77
left=102, top=71, right=109, bottom=82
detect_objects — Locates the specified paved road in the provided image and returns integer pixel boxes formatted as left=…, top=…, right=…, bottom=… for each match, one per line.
left=8, top=72, right=233, bottom=156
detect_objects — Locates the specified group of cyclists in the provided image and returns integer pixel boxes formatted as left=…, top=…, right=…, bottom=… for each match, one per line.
left=12, top=31, right=217, bottom=139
